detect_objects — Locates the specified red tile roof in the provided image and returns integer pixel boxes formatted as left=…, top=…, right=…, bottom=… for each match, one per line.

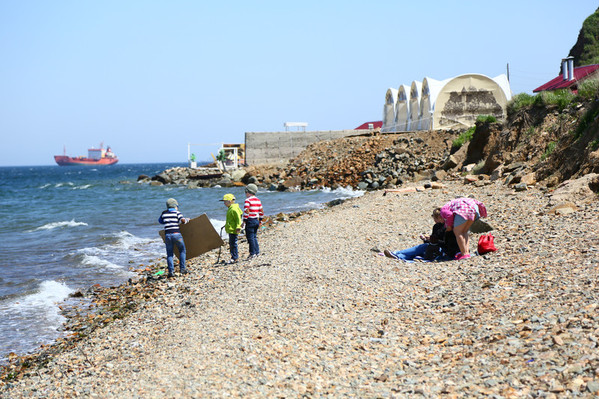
left=533, top=64, right=599, bottom=92
left=355, top=121, right=383, bottom=130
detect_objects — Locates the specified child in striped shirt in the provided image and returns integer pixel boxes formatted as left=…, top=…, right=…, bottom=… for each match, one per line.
left=242, top=184, right=264, bottom=260
left=158, top=198, right=189, bottom=277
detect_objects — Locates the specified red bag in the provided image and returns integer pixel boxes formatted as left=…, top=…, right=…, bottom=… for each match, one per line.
left=477, top=233, right=497, bottom=255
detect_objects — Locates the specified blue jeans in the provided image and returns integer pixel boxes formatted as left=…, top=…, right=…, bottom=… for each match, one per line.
left=229, top=233, right=238, bottom=260
left=391, top=243, right=428, bottom=261
left=165, top=233, right=186, bottom=274
left=245, top=218, right=260, bottom=256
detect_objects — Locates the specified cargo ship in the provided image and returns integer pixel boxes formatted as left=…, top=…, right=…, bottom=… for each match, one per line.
left=54, top=144, right=118, bottom=166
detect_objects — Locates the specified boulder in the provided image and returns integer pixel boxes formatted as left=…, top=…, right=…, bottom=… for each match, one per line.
left=520, top=172, right=537, bottom=186
left=470, top=219, right=493, bottom=234
left=230, top=169, right=247, bottom=182
left=548, top=173, right=599, bottom=205
left=548, top=202, right=579, bottom=215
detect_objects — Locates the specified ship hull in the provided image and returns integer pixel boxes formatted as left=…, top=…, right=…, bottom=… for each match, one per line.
left=54, top=156, right=119, bottom=166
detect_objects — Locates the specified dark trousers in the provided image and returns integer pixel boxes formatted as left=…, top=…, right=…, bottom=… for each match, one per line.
left=228, top=233, right=238, bottom=260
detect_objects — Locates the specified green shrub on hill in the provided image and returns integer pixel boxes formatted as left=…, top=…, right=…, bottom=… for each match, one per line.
left=541, top=141, right=557, bottom=161
left=452, top=126, right=475, bottom=151
left=507, top=93, right=536, bottom=115
left=476, top=115, right=497, bottom=123
left=574, top=102, right=599, bottom=139
left=535, top=90, right=575, bottom=111
left=577, top=78, right=599, bottom=100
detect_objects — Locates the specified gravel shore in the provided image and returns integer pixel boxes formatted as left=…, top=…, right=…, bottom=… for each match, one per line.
left=2, top=180, right=599, bottom=398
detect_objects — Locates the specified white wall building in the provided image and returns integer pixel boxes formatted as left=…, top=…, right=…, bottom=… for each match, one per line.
left=381, top=73, right=512, bottom=132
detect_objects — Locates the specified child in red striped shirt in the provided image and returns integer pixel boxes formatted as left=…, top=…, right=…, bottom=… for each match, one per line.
left=242, top=183, right=264, bottom=260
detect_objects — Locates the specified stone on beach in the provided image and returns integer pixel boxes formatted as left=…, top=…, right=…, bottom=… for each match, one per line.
left=1, top=180, right=598, bottom=398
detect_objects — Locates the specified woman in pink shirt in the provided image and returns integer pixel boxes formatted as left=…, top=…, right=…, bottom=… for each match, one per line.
left=440, top=197, right=487, bottom=260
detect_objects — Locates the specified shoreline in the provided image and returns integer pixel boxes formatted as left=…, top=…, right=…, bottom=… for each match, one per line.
left=2, top=180, right=599, bottom=397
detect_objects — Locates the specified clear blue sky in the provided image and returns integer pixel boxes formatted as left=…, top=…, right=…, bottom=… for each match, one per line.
left=1, top=1, right=597, bottom=166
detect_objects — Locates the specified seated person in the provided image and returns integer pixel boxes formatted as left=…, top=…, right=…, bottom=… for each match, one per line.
left=383, top=208, right=458, bottom=262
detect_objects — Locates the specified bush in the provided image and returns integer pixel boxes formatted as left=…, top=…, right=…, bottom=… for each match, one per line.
left=536, top=90, right=575, bottom=111
left=507, top=93, right=536, bottom=115
left=476, top=115, right=497, bottom=123
left=452, top=126, right=475, bottom=150
left=541, top=141, right=557, bottom=161
left=574, top=102, right=599, bottom=139
left=577, top=79, right=599, bottom=100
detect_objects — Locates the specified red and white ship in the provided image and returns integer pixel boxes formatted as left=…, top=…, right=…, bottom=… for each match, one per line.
left=54, top=144, right=118, bottom=166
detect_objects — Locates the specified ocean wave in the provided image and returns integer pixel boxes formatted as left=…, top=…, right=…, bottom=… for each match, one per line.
left=72, top=184, right=92, bottom=190
left=112, top=231, right=156, bottom=249
left=5, top=280, right=73, bottom=328
left=321, top=186, right=365, bottom=198
left=29, top=220, right=88, bottom=232
left=54, top=182, right=74, bottom=188
left=80, top=254, right=123, bottom=270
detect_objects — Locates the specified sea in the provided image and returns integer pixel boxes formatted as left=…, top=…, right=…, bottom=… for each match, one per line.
left=0, top=163, right=363, bottom=364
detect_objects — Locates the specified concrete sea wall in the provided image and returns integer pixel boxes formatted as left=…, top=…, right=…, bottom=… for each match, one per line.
left=245, top=130, right=363, bottom=165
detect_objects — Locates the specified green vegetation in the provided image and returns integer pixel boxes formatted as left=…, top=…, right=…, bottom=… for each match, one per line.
left=569, top=8, right=599, bottom=67
left=589, top=139, right=599, bottom=151
left=577, top=78, right=599, bottom=100
left=541, top=141, right=557, bottom=161
left=535, top=90, right=576, bottom=111
left=507, top=93, right=536, bottom=115
left=574, top=102, right=599, bottom=139
left=476, top=115, right=497, bottom=123
left=452, top=126, right=475, bottom=150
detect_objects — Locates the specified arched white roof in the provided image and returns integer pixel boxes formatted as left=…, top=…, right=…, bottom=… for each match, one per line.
left=432, top=73, right=510, bottom=130
left=408, top=81, right=422, bottom=131
left=394, top=84, right=411, bottom=132
left=492, top=74, right=512, bottom=101
left=419, top=77, right=450, bottom=131
left=382, top=88, right=398, bottom=132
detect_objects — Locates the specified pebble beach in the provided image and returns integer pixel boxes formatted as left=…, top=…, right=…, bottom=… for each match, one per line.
left=2, top=180, right=599, bottom=398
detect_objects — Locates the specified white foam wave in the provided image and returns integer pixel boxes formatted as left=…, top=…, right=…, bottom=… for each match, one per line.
left=6, top=281, right=73, bottom=330
left=322, top=186, right=364, bottom=198
left=30, top=220, right=88, bottom=232
left=72, top=184, right=92, bottom=190
left=81, top=254, right=122, bottom=270
left=113, top=231, right=156, bottom=249
left=55, top=182, right=74, bottom=188
left=38, top=183, right=51, bottom=189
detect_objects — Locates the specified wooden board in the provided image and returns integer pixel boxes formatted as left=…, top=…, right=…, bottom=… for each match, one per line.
left=159, top=213, right=224, bottom=259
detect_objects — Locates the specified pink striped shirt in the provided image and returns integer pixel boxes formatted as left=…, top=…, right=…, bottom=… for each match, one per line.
left=243, top=196, right=264, bottom=220
left=440, top=198, right=487, bottom=228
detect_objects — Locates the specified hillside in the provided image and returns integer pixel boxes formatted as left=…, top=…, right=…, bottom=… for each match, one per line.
left=244, top=95, right=599, bottom=198
left=568, top=7, right=599, bottom=68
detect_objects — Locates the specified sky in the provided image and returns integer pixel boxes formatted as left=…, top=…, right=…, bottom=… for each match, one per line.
left=1, top=1, right=597, bottom=166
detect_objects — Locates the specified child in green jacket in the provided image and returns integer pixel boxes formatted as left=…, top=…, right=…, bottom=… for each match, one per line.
left=220, top=193, right=243, bottom=263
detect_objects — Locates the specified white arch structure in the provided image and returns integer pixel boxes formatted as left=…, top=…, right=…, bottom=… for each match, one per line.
left=409, top=81, right=422, bottom=131
left=381, top=73, right=512, bottom=132
left=394, top=84, right=411, bottom=131
left=381, top=88, right=398, bottom=133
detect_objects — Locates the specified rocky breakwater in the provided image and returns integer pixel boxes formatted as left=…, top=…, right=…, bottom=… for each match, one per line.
left=137, top=166, right=251, bottom=188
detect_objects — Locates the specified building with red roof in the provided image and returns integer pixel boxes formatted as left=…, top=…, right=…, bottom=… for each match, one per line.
left=355, top=121, right=382, bottom=130
left=533, top=57, right=599, bottom=93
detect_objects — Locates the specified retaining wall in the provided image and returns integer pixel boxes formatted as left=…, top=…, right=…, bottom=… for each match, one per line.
left=245, top=130, right=363, bottom=165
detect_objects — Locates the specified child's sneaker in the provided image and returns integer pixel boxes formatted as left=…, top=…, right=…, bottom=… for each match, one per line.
left=226, top=259, right=238, bottom=264
left=383, top=250, right=399, bottom=260
left=455, top=253, right=471, bottom=261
